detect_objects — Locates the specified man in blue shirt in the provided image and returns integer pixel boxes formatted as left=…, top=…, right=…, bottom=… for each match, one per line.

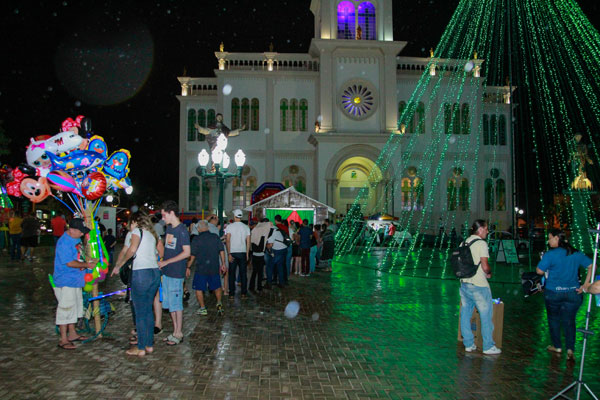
left=53, top=218, right=96, bottom=350
left=296, top=219, right=313, bottom=276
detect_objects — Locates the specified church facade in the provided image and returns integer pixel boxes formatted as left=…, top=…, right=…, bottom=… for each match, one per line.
left=177, top=0, right=513, bottom=232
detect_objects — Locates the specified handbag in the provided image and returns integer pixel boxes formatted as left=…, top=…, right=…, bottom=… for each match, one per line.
left=119, top=230, right=143, bottom=286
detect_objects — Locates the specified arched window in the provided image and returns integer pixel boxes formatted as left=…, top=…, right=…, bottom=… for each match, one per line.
left=401, top=168, right=424, bottom=211
left=198, top=109, right=206, bottom=128
left=241, top=98, right=250, bottom=130
left=233, top=171, right=257, bottom=208
left=461, top=103, right=470, bottom=134
left=444, top=103, right=452, bottom=134
left=484, top=178, right=494, bottom=211
left=207, top=109, right=216, bottom=127
left=251, top=98, right=259, bottom=131
left=202, top=181, right=210, bottom=210
left=299, top=99, right=308, bottom=131
left=245, top=177, right=257, bottom=206
left=452, top=103, right=461, bottom=135
left=187, top=109, right=197, bottom=141
left=290, top=99, right=298, bottom=131
left=483, top=114, right=490, bottom=145
left=416, top=102, right=425, bottom=134
left=280, top=99, right=288, bottom=131
left=490, top=115, right=498, bottom=145
left=282, top=165, right=306, bottom=194
left=231, top=99, right=240, bottom=130
left=459, top=178, right=469, bottom=211
left=189, top=177, right=200, bottom=211
left=498, top=115, right=506, bottom=145
left=447, top=179, right=457, bottom=211
left=337, top=1, right=356, bottom=39
left=232, top=177, right=244, bottom=209
left=398, top=101, right=407, bottom=130
left=401, top=178, right=411, bottom=210
left=357, top=2, right=376, bottom=40
left=496, top=178, right=506, bottom=211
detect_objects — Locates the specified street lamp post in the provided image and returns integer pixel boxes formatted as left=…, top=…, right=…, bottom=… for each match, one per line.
left=197, top=134, right=246, bottom=235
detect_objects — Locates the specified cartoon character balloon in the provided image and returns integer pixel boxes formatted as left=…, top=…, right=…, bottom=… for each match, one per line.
left=81, top=172, right=107, bottom=200
left=87, top=136, right=108, bottom=158
left=103, top=149, right=131, bottom=180
left=26, top=138, right=54, bottom=177
left=46, top=171, right=83, bottom=197
left=20, top=177, right=51, bottom=203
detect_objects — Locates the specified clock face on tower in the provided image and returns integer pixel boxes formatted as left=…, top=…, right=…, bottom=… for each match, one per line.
left=339, top=79, right=378, bottom=120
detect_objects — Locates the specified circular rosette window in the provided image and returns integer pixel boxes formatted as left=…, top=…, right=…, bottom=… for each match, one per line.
left=339, top=80, right=377, bottom=120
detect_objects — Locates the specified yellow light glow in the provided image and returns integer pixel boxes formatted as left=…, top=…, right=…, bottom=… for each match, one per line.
left=353, top=96, right=361, bottom=104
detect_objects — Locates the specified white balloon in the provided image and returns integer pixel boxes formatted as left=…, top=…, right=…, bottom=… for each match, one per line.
left=130, top=205, right=139, bottom=213
left=284, top=301, right=300, bottom=319
left=464, top=61, right=474, bottom=72
left=222, top=84, right=232, bottom=95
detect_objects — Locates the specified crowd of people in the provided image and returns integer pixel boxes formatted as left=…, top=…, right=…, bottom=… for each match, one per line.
left=51, top=200, right=336, bottom=356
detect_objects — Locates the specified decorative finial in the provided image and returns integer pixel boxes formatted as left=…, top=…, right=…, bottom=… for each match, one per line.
left=473, top=51, right=478, bottom=60
left=269, top=42, right=274, bottom=52
left=219, top=42, right=224, bottom=52
left=429, top=48, right=434, bottom=58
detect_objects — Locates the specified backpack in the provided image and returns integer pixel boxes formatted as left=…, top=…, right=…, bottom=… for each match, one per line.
left=450, top=239, right=483, bottom=279
left=252, top=228, right=273, bottom=253
left=273, top=228, right=293, bottom=247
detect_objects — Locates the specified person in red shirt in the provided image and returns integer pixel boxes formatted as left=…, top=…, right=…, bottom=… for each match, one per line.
left=51, top=214, right=67, bottom=244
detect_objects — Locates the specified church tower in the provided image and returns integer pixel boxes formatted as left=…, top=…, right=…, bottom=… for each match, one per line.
left=308, top=0, right=405, bottom=134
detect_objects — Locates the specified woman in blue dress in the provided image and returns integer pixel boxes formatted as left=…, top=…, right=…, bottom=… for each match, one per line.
left=536, top=229, right=593, bottom=361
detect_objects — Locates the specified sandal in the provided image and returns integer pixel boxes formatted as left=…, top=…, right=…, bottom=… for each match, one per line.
left=125, top=347, right=146, bottom=357
left=68, top=335, right=89, bottom=342
left=58, top=342, right=76, bottom=350
left=165, top=334, right=183, bottom=346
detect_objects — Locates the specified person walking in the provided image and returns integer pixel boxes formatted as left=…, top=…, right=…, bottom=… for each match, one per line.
left=51, top=214, right=66, bottom=244
left=310, top=224, right=320, bottom=274
left=536, top=228, right=593, bottom=361
left=158, top=201, right=190, bottom=346
left=267, top=226, right=289, bottom=288
left=224, top=209, right=250, bottom=299
left=112, top=211, right=163, bottom=357
left=249, top=218, right=272, bottom=292
left=187, top=220, right=226, bottom=315
left=459, top=219, right=501, bottom=355
left=296, top=219, right=313, bottom=276
left=8, top=210, right=23, bottom=261
left=21, top=213, right=40, bottom=261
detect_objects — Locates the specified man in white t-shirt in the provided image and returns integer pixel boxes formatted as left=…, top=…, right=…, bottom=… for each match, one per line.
left=459, top=219, right=501, bottom=355
left=224, top=209, right=250, bottom=299
left=267, top=227, right=289, bottom=288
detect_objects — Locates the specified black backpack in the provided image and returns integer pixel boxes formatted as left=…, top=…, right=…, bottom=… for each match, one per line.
left=450, top=239, right=483, bottom=279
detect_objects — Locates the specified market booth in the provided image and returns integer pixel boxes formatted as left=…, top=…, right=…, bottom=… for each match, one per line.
left=244, top=186, right=335, bottom=225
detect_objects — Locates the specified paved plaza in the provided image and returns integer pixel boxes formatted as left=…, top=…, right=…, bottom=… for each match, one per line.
left=1, top=247, right=599, bottom=399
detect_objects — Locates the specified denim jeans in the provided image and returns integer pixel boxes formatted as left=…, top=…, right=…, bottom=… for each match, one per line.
left=273, top=249, right=287, bottom=285
left=544, top=289, right=583, bottom=351
left=10, top=234, right=21, bottom=260
left=286, top=246, right=292, bottom=276
left=249, top=254, right=265, bottom=291
left=131, top=268, right=160, bottom=350
left=309, top=245, right=318, bottom=273
left=301, top=248, right=311, bottom=275
left=228, top=253, right=247, bottom=295
left=460, top=283, right=495, bottom=351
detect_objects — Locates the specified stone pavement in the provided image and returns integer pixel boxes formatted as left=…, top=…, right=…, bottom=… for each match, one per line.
left=1, top=247, right=599, bottom=399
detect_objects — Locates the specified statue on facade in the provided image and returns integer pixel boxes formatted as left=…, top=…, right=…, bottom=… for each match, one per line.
left=219, top=42, right=224, bottom=52
left=570, top=133, right=593, bottom=190
left=195, top=113, right=246, bottom=153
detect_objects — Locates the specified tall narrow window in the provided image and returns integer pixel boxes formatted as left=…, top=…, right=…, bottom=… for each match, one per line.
left=337, top=1, right=356, bottom=39
left=202, top=181, right=210, bottom=210
left=241, top=98, right=250, bottom=130
left=496, top=178, right=506, bottom=210
left=187, top=109, right=197, bottom=141
left=290, top=99, right=298, bottom=131
left=417, top=102, right=425, bottom=134
left=447, top=179, right=457, bottom=211
left=280, top=99, right=288, bottom=131
left=251, top=98, right=259, bottom=131
left=357, top=2, right=376, bottom=40
left=483, top=114, right=490, bottom=145
left=207, top=109, right=216, bottom=127
left=452, top=103, right=460, bottom=135
left=498, top=115, right=507, bottom=145
left=401, top=178, right=411, bottom=210
left=189, top=177, right=200, bottom=211
left=415, top=178, right=424, bottom=209
left=198, top=109, right=206, bottom=128
left=299, top=99, right=308, bottom=131
left=459, top=178, right=469, bottom=211
left=490, top=115, right=498, bottom=145
left=245, top=177, right=257, bottom=206
left=484, top=178, right=494, bottom=211
left=398, top=101, right=407, bottom=130
left=231, top=99, right=240, bottom=130
left=407, top=102, right=415, bottom=133
left=444, top=103, right=452, bottom=134
left=232, top=177, right=244, bottom=209
left=461, top=103, right=470, bottom=134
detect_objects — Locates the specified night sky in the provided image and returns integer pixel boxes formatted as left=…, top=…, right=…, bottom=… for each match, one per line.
left=2, top=0, right=600, bottom=205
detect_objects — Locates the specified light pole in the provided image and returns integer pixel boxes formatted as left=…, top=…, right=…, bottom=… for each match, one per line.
left=197, top=133, right=246, bottom=235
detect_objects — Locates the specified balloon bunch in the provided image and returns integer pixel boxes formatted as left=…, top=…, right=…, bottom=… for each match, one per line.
left=6, top=115, right=132, bottom=216
left=0, top=165, right=14, bottom=209
left=83, top=221, right=110, bottom=292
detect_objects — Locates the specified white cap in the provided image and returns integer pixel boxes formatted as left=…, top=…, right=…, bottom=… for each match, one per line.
left=233, top=209, right=243, bottom=218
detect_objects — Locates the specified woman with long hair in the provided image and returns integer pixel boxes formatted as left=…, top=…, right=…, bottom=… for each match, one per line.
left=112, top=211, right=164, bottom=356
left=536, top=228, right=593, bottom=361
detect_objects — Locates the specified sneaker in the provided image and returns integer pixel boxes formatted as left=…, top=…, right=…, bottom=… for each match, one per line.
left=483, top=345, right=502, bottom=355
left=465, top=344, right=477, bottom=353
left=196, top=307, right=208, bottom=316
left=567, top=350, right=575, bottom=362
left=546, top=345, right=562, bottom=354
left=217, top=303, right=224, bottom=316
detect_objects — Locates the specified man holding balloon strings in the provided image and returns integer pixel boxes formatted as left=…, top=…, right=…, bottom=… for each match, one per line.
left=53, top=218, right=96, bottom=350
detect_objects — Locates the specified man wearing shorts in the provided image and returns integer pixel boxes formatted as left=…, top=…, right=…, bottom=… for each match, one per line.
left=187, top=220, right=226, bottom=316
left=53, top=218, right=95, bottom=349
left=158, top=200, right=190, bottom=346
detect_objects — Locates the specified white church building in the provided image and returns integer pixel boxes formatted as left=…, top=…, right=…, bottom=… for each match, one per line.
left=177, top=0, right=513, bottom=231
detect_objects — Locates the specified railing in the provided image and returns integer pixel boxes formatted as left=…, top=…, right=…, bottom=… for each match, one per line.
left=218, top=52, right=319, bottom=72
left=396, top=56, right=484, bottom=75
left=178, top=78, right=218, bottom=96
